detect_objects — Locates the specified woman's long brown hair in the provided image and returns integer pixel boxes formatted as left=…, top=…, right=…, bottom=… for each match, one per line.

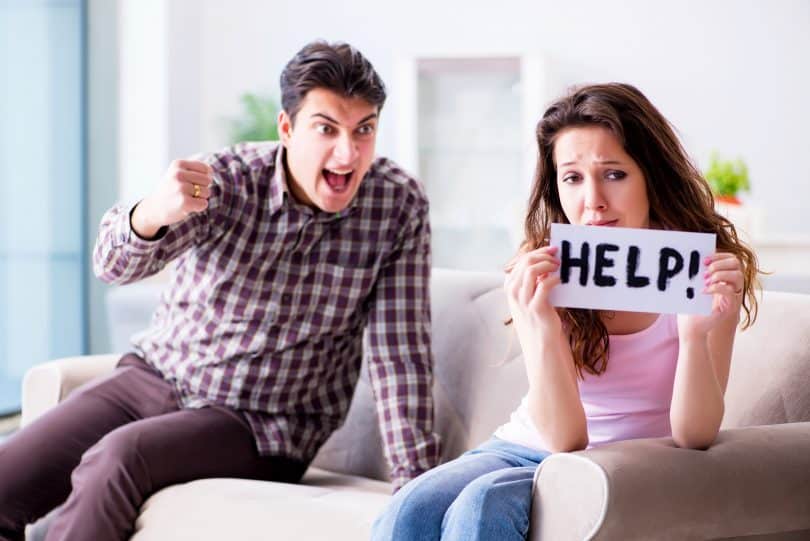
left=515, top=83, right=760, bottom=378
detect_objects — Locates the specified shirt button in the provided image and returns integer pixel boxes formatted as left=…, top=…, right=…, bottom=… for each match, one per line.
left=281, top=293, right=292, bottom=304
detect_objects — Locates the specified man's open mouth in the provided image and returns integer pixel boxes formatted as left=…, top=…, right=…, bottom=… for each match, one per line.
left=323, top=169, right=353, bottom=193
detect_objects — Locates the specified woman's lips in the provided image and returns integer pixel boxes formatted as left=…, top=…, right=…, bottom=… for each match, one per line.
left=586, top=219, right=619, bottom=226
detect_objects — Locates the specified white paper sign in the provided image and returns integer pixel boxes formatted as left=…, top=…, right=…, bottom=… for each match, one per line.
left=548, top=223, right=716, bottom=315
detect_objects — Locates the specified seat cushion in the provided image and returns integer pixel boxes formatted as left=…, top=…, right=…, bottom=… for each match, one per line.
left=132, top=468, right=392, bottom=541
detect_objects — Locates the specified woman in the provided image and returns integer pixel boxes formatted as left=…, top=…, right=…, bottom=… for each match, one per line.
left=371, top=82, right=760, bottom=541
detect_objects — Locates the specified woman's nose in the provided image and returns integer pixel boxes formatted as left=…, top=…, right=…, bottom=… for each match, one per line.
left=583, top=179, right=607, bottom=210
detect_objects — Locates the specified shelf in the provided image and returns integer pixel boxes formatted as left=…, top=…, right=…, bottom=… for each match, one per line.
left=396, top=51, right=553, bottom=273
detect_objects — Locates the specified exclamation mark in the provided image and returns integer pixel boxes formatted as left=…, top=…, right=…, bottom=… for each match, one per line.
left=686, top=251, right=700, bottom=299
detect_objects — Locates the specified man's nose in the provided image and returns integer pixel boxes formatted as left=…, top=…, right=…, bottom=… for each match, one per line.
left=333, top=133, right=359, bottom=164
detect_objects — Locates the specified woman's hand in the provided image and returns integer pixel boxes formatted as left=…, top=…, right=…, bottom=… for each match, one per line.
left=677, top=252, right=743, bottom=340
left=505, top=247, right=589, bottom=452
left=504, top=245, right=563, bottom=337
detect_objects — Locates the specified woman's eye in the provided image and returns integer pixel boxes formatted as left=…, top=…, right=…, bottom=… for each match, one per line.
left=606, top=170, right=627, bottom=180
left=562, top=174, right=580, bottom=184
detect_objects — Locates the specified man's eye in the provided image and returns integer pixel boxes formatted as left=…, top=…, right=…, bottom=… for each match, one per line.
left=316, top=124, right=334, bottom=135
left=357, top=124, right=375, bottom=135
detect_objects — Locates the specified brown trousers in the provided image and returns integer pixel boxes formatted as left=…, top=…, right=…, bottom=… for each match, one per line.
left=0, top=354, right=307, bottom=541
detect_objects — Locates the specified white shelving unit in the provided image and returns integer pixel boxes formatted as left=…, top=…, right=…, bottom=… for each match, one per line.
left=395, top=52, right=555, bottom=271
left=716, top=202, right=810, bottom=293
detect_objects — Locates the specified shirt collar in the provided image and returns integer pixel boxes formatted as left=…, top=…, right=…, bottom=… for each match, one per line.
left=271, top=144, right=363, bottom=222
left=269, top=144, right=290, bottom=214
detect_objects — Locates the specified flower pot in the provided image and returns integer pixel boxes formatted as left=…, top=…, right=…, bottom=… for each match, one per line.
left=715, top=194, right=741, bottom=205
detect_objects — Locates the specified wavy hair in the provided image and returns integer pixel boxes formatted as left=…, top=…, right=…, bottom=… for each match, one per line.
left=516, top=83, right=760, bottom=378
left=280, top=41, right=386, bottom=124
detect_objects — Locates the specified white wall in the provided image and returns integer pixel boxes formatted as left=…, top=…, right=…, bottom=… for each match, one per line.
left=154, top=0, right=808, bottom=237
left=92, top=0, right=808, bottom=353
left=118, top=0, right=168, bottom=205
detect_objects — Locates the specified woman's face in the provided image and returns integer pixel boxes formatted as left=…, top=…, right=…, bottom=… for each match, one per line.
left=553, top=125, right=650, bottom=229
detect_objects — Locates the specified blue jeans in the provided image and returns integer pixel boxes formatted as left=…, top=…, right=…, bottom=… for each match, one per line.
left=371, top=437, right=550, bottom=541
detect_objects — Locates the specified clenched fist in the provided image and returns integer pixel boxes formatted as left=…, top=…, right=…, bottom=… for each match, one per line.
left=131, top=160, right=214, bottom=239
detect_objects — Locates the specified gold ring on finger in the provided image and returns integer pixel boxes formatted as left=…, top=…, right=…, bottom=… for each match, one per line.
left=192, top=184, right=201, bottom=198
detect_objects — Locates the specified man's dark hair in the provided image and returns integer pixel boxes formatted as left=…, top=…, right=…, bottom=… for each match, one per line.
left=280, top=41, right=387, bottom=124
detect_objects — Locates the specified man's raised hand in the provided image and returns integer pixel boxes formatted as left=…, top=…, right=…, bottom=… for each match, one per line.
left=131, top=160, right=214, bottom=239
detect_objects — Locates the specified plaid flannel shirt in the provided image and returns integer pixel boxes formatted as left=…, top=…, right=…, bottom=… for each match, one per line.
left=93, top=142, right=440, bottom=488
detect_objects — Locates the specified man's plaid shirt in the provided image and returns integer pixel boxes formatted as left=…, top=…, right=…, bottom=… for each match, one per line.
left=93, top=142, right=440, bottom=488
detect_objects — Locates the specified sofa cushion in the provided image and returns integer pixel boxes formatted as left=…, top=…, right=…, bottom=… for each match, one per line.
left=132, top=468, right=391, bottom=541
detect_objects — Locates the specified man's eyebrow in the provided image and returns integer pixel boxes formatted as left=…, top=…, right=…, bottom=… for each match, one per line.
left=311, top=113, right=339, bottom=124
left=356, top=113, right=378, bottom=125
left=311, top=112, right=378, bottom=126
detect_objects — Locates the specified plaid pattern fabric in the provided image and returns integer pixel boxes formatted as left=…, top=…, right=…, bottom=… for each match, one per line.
left=93, top=142, right=440, bottom=488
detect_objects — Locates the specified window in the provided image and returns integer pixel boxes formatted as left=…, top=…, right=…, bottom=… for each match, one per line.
left=0, top=0, right=87, bottom=415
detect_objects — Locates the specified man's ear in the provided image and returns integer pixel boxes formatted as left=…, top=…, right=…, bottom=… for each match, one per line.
left=278, top=110, right=293, bottom=145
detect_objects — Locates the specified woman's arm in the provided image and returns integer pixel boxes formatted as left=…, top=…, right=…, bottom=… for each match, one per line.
left=506, top=246, right=589, bottom=453
left=670, top=252, right=744, bottom=449
left=523, top=324, right=589, bottom=453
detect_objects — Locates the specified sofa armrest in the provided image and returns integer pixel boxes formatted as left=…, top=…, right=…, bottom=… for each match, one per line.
left=21, top=354, right=120, bottom=427
left=531, top=422, right=810, bottom=540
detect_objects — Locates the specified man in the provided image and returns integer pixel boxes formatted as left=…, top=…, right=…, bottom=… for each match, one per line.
left=0, top=41, right=440, bottom=540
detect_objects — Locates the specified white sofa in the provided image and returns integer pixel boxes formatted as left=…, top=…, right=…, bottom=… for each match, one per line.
left=22, top=269, right=810, bottom=540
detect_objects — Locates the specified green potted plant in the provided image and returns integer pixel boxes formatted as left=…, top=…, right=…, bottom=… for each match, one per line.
left=704, top=152, right=750, bottom=205
left=229, top=93, right=280, bottom=143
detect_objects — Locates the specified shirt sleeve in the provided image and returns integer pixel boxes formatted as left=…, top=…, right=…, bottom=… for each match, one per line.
left=92, top=155, right=231, bottom=285
left=365, top=189, right=441, bottom=492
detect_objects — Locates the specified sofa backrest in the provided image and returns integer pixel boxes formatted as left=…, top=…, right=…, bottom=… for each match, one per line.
left=106, top=269, right=523, bottom=483
left=312, top=272, right=810, bottom=481
left=106, top=270, right=810, bottom=483
left=721, top=290, right=810, bottom=429
left=312, top=269, right=524, bottom=480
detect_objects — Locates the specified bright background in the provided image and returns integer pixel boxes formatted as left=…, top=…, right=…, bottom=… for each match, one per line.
left=1, top=0, right=809, bottom=415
